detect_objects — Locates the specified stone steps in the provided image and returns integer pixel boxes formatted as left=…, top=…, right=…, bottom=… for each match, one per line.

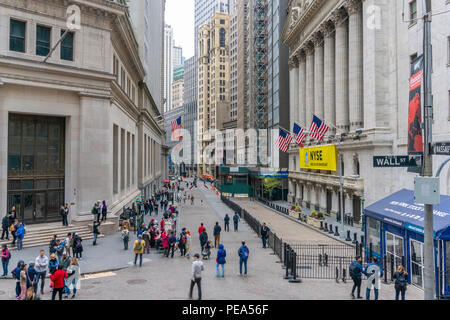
left=0, top=224, right=104, bottom=250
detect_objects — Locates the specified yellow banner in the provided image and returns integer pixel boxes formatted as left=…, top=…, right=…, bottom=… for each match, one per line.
left=300, top=145, right=338, bottom=171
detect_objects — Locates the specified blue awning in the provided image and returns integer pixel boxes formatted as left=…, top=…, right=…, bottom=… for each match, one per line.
left=364, top=189, right=450, bottom=240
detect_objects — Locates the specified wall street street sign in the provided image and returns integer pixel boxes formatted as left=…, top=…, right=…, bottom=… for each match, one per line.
left=373, top=155, right=420, bottom=168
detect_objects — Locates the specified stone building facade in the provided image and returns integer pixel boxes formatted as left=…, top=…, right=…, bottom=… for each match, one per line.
left=0, top=0, right=165, bottom=224
left=282, top=0, right=450, bottom=223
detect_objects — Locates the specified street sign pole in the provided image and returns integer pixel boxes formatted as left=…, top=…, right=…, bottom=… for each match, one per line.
left=422, top=3, right=435, bottom=300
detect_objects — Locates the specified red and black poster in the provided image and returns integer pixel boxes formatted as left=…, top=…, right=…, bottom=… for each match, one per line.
left=407, top=55, right=424, bottom=173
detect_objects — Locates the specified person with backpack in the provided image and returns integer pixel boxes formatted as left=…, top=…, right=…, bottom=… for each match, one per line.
left=1, top=214, right=9, bottom=240
left=10, top=219, right=18, bottom=246
left=363, top=256, right=384, bottom=300
left=133, top=235, right=146, bottom=267
left=50, top=265, right=68, bottom=300
left=216, top=244, right=227, bottom=277
left=178, top=231, right=187, bottom=257
left=93, top=221, right=100, bottom=246
left=393, top=265, right=408, bottom=300
left=11, top=260, right=24, bottom=299
left=213, top=222, right=222, bottom=248
left=349, top=256, right=363, bottom=299
left=260, top=223, right=270, bottom=249
left=16, top=222, right=26, bottom=251
left=189, top=253, right=204, bottom=300
left=73, top=233, right=83, bottom=259
left=35, top=250, right=48, bottom=295
left=233, top=212, right=240, bottom=232
left=26, top=262, right=38, bottom=293
left=121, top=228, right=130, bottom=250
left=224, top=214, right=230, bottom=232
left=1, top=244, right=11, bottom=278
left=199, top=229, right=208, bottom=252
left=142, top=228, right=151, bottom=254
left=238, top=241, right=249, bottom=276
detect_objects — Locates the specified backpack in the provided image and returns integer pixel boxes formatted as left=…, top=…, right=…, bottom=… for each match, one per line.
left=91, top=206, right=96, bottom=214
left=396, top=273, right=408, bottom=288
left=135, top=240, right=142, bottom=251
left=123, top=233, right=129, bottom=241
left=75, top=239, right=82, bottom=248
left=182, top=235, right=187, bottom=244
left=349, top=262, right=358, bottom=278
left=241, top=246, right=249, bottom=260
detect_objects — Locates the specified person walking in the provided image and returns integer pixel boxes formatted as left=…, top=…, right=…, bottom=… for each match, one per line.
left=233, top=212, right=240, bottom=232
left=216, top=244, right=226, bottom=277
left=393, top=265, right=408, bottom=300
left=133, top=235, right=146, bottom=267
left=35, top=250, right=48, bottom=295
left=238, top=241, right=249, bottom=276
left=142, top=228, right=151, bottom=254
left=224, top=214, right=230, bottom=232
left=92, top=221, right=100, bottom=246
left=213, top=222, right=221, bottom=248
left=16, top=222, right=25, bottom=251
left=101, top=200, right=108, bottom=222
left=1, top=214, right=9, bottom=240
left=18, top=263, right=27, bottom=300
left=167, top=231, right=177, bottom=258
left=121, top=228, right=130, bottom=250
left=1, top=244, right=11, bottom=278
left=199, top=229, right=208, bottom=252
left=198, top=223, right=206, bottom=236
left=178, top=231, right=187, bottom=257
left=189, top=253, right=204, bottom=300
left=363, top=256, right=383, bottom=300
left=11, top=260, right=24, bottom=298
left=65, top=258, right=81, bottom=299
left=10, top=219, right=18, bottom=246
left=50, top=266, right=68, bottom=300
left=260, top=223, right=270, bottom=249
left=161, top=230, right=169, bottom=257
left=349, top=256, right=363, bottom=299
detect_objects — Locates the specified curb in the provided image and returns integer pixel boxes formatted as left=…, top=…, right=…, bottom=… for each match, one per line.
left=247, top=201, right=355, bottom=247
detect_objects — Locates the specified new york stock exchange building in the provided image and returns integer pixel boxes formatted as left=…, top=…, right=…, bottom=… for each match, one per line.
left=0, top=0, right=167, bottom=225
left=282, top=0, right=450, bottom=225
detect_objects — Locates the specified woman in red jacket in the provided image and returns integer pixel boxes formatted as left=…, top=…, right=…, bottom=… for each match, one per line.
left=161, top=231, right=169, bottom=257
left=50, top=265, right=68, bottom=300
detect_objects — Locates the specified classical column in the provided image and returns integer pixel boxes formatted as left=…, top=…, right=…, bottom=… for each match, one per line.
left=297, top=51, right=307, bottom=127
left=321, top=21, right=336, bottom=135
left=332, top=9, right=349, bottom=132
left=296, top=182, right=302, bottom=204
left=304, top=42, right=315, bottom=127
left=312, top=33, right=324, bottom=121
left=288, top=179, right=294, bottom=203
left=346, top=0, right=364, bottom=131
left=289, top=56, right=299, bottom=131
left=345, top=193, right=353, bottom=217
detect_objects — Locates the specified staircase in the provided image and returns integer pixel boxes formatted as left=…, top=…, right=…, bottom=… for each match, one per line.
left=0, top=223, right=104, bottom=250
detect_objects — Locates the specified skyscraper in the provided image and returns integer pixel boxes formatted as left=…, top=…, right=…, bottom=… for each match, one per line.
left=173, top=46, right=183, bottom=69
left=164, top=24, right=174, bottom=113
left=183, top=56, right=198, bottom=175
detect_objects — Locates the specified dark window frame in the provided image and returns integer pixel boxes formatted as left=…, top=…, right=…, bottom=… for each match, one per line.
left=9, top=19, right=26, bottom=53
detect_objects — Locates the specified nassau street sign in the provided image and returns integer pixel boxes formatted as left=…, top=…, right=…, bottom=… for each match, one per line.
left=373, top=155, right=420, bottom=168
left=433, top=142, right=450, bottom=155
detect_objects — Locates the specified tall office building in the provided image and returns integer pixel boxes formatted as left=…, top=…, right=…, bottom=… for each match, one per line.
left=197, top=13, right=231, bottom=176
left=164, top=24, right=174, bottom=113
left=173, top=46, right=183, bottom=69
left=183, top=56, right=198, bottom=175
left=229, top=0, right=238, bottom=123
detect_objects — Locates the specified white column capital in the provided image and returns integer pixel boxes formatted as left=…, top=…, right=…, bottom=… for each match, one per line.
left=303, top=42, right=315, bottom=56
left=330, top=8, right=347, bottom=27
left=344, top=0, right=363, bottom=16
left=320, top=21, right=335, bottom=38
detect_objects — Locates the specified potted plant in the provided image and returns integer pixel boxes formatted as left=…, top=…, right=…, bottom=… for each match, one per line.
left=307, top=211, right=322, bottom=228
left=289, top=205, right=302, bottom=219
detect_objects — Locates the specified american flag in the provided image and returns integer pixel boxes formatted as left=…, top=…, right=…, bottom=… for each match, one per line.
left=171, top=116, right=183, bottom=140
left=293, top=123, right=307, bottom=147
left=308, top=115, right=329, bottom=141
left=275, top=129, right=293, bottom=153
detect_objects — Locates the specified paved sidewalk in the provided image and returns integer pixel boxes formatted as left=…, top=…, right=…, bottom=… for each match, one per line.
left=0, top=182, right=424, bottom=300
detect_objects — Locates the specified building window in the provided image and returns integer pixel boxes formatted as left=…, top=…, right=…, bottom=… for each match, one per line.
left=10, top=19, right=26, bottom=53
left=36, top=25, right=51, bottom=56
left=219, top=28, right=226, bottom=47
left=220, top=19, right=225, bottom=25
left=60, top=30, right=74, bottom=61
left=409, top=0, right=417, bottom=22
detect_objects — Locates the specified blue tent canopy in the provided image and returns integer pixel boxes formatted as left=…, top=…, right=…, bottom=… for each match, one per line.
left=364, top=189, right=450, bottom=240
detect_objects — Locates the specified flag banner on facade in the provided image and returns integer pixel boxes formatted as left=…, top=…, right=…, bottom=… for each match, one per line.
left=171, top=116, right=183, bottom=140
left=407, top=55, right=424, bottom=173
left=308, top=115, right=329, bottom=141
left=293, top=122, right=307, bottom=147
left=275, top=128, right=293, bottom=153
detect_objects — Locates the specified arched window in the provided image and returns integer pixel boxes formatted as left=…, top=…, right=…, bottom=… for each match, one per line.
left=219, top=28, right=226, bottom=47
left=353, top=154, right=360, bottom=176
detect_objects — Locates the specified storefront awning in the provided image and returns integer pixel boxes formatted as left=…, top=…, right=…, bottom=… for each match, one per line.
left=364, top=189, right=450, bottom=240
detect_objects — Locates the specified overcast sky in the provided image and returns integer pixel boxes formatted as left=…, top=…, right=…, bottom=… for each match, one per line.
left=165, top=0, right=195, bottom=59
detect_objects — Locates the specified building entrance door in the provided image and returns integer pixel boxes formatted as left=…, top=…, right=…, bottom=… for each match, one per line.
left=326, top=190, right=332, bottom=214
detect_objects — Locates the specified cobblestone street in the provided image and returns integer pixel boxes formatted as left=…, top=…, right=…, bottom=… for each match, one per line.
left=0, top=182, right=424, bottom=300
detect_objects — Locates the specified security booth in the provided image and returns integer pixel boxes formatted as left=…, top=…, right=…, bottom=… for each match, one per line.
left=363, top=189, right=450, bottom=298
left=216, top=167, right=253, bottom=198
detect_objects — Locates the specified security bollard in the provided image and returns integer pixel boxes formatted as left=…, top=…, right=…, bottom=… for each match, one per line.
left=346, top=230, right=352, bottom=241
left=329, top=224, right=334, bottom=234
left=324, top=253, right=329, bottom=267
left=324, top=222, right=328, bottom=231
left=383, top=255, right=388, bottom=284
left=320, top=221, right=324, bottom=230
left=334, top=226, right=339, bottom=237
left=342, top=268, right=347, bottom=283
left=353, top=233, right=358, bottom=244
left=360, top=235, right=365, bottom=246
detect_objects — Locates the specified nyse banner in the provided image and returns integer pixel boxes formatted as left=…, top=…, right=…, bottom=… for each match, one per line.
left=300, top=145, right=337, bottom=171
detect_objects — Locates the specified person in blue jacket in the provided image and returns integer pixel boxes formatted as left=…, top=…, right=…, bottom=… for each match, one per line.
left=26, top=262, right=38, bottom=292
left=11, top=260, right=24, bottom=298
left=216, top=244, right=227, bottom=277
left=363, top=256, right=384, bottom=300
left=349, top=256, right=363, bottom=299
left=16, top=223, right=26, bottom=251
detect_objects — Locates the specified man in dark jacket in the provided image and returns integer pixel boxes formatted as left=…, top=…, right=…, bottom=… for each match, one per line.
left=199, top=230, right=208, bottom=252
left=233, top=212, right=240, bottom=232
left=26, top=262, right=38, bottom=291
left=167, top=231, right=177, bottom=258
left=260, top=223, right=270, bottom=248
left=213, top=222, right=221, bottom=248
left=238, top=241, right=250, bottom=276
left=223, top=214, right=230, bottom=232
left=1, top=215, right=9, bottom=240
left=93, top=221, right=100, bottom=245
left=349, top=256, right=363, bottom=299
left=49, top=234, right=58, bottom=255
